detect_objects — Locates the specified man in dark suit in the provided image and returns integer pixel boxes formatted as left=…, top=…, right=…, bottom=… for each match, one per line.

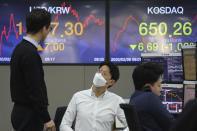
left=129, top=62, right=174, bottom=131
left=10, top=9, right=56, bottom=131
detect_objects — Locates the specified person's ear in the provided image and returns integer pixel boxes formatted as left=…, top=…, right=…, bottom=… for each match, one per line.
left=144, top=83, right=153, bottom=91
left=43, top=26, right=48, bottom=31
left=108, top=79, right=115, bottom=86
left=39, top=26, right=45, bottom=34
left=42, top=26, right=48, bottom=31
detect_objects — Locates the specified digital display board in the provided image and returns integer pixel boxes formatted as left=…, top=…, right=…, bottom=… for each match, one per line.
left=110, top=0, right=197, bottom=64
left=0, top=0, right=105, bottom=64
left=160, top=84, right=183, bottom=114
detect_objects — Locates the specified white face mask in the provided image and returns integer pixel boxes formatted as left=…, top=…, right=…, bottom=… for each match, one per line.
left=93, top=73, right=107, bottom=87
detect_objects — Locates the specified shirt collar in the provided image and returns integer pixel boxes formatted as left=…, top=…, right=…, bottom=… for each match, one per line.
left=90, top=86, right=108, bottom=98
left=23, top=36, right=39, bottom=48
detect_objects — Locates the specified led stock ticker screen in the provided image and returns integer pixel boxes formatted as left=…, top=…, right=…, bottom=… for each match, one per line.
left=110, top=0, right=197, bottom=64
left=0, top=0, right=105, bottom=64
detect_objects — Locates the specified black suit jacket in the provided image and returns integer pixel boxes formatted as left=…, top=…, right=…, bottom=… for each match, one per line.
left=10, top=39, right=50, bottom=123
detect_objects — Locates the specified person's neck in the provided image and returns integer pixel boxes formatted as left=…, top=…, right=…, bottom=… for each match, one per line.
left=26, top=33, right=41, bottom=43
left=92, top=85, right=107, bottom=97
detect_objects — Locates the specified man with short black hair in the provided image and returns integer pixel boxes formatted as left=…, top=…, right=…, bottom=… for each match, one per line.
left=60, top=62, right=129, bottom=131
left=130, top=62, right=174, bottom=131
left=10, top=9, right=56, bottom=131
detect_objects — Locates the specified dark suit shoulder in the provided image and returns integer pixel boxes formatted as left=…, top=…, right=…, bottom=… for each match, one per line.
left=15, top=39, right=37, bottom=53
left=11, top=39, right=41, bottom=68
left=131, top=91, right=158, bottom=102
left=130, top=91, right=162, bottom=111
left=11, top=39, right=39, bottom=60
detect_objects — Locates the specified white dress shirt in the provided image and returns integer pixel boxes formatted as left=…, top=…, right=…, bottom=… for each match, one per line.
left=60, top=87, right=129, bottom=131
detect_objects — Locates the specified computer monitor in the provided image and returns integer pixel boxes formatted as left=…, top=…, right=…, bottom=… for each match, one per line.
left=141, top=53, right=183, bottom=83
left=160, top=84, right=183, bottom=114
left=183, top=81, right=197, bottom=106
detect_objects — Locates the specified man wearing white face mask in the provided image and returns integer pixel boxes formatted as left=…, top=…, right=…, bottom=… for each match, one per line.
left=60, top=62, right=129, bottom=131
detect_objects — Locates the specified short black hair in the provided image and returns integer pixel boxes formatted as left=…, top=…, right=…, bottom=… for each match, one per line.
left=132, top=62, right=163, bottom=90
left=99, top=61, right=120, bottom=82
left=26, top=9, right=51, bottom=34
